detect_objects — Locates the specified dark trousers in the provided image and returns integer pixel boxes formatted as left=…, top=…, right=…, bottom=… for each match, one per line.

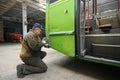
left=21, top=51, right=47, bottom=75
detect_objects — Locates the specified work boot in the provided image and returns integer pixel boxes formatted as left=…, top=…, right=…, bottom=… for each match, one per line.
left=16, top=64, right=25, bottom=78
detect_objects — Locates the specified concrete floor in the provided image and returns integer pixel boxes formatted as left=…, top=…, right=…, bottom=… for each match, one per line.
left=0, top=43, right=120, bottom=80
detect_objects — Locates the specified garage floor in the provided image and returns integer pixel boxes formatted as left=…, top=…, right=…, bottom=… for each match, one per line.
left=0, top=43, right=120, bottom=80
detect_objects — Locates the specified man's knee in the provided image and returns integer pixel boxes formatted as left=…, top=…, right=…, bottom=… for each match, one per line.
left=42, top=51, right=46, bottom=56
left=40, top=51, right=47, bottom=59
left=41, top=65, right=47, bottom=72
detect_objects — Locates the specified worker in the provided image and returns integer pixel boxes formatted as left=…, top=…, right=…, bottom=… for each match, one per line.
left=16, top=23, right=49, bottom=78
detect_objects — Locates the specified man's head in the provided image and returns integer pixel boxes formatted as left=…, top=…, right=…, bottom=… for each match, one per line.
left=32, top=23, right=44, bottom=35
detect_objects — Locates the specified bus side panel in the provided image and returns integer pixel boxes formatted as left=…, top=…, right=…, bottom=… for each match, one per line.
left=46, top=0, right=75, bottom=56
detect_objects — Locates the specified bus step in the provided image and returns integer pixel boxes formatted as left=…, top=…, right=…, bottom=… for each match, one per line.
left=91, top=44, right=120, bottom=61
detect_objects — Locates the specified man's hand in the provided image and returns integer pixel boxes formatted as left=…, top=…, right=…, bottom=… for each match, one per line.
left=44, top=43, right=50, bottom=48
left=42, top=38, right=50, bottom=48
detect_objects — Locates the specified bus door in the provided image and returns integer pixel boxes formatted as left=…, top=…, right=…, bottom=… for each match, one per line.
left=46, top=0, right=76, bottom=56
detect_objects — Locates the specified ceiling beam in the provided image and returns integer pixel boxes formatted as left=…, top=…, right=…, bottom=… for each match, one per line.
left=2, top=16, right=22, bottom=23
left=0, top=0, right=17, bottom=16
left=17, top=0, right=46, bottom=12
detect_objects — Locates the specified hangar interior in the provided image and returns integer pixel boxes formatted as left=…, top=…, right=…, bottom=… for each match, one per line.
left=0, top=0, right=46, bottom=42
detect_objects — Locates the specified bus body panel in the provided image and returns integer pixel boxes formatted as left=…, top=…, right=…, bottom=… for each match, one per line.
left=46, top=0, right=75, bottom=56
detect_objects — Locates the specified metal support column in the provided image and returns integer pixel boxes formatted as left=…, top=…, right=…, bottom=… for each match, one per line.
left=80, top=0, right=86, bottom=56
left=22, top=1, right=27, bottom=37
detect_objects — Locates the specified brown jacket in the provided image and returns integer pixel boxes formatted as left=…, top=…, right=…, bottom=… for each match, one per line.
left=20, top=29, right=43, bottom=58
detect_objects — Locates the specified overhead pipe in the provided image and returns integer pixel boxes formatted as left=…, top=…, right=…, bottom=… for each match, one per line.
left=117, top=0, right=120, bottom=11
left=93, top=0, right=97, bottom=15
left=87, top=0, right=90, bottom=32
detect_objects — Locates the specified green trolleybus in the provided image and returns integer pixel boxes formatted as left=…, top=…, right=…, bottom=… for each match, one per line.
left=46, top=0, right=120, bottom=67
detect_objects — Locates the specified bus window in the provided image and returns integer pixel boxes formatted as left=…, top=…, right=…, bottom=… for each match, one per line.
left=49, top=0, right=58, bottom=4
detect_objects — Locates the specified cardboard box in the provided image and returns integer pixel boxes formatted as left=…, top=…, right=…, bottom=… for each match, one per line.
left=99, top=17, right=120, bottom=28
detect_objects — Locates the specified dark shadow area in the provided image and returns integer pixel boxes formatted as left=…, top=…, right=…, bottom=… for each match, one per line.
left=56, top=57, right=120, bottom=80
